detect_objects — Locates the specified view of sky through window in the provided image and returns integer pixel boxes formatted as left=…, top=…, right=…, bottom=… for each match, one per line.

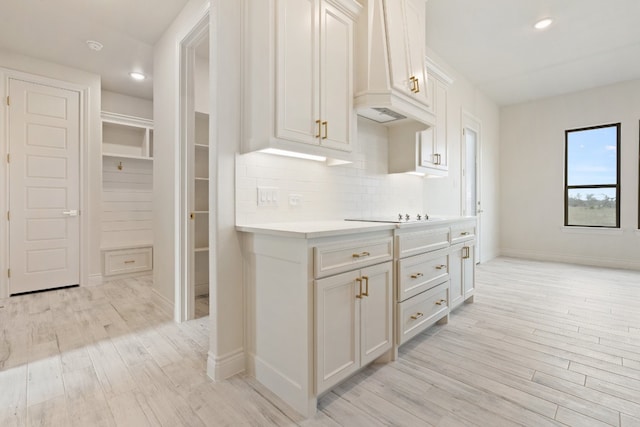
left=566, top=125, right=617, bottom=186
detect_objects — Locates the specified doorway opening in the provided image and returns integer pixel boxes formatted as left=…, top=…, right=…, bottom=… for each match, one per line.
left=178, top=15, right=210, bottom=321
left=461, top=111, right=481, bottom=264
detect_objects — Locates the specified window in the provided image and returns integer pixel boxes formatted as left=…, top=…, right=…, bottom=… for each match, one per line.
left=565, top=123, right=620, bottom=227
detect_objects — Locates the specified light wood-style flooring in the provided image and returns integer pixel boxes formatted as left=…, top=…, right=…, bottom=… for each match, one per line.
left=2, top=257, right=640, bottom=426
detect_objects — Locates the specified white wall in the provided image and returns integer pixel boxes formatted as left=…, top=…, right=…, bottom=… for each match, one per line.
left=102, top=90, right=153, bottom=119
left=194, top=54, right=209, bottom=114
left=236, top=117, right=424, bottom=223
left=0, top=49, right=102, bottom=296
left=500, top=79, right=640, bottom=269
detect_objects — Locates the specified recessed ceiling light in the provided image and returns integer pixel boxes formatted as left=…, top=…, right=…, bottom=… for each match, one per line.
left=86, top=40, right=103, bottom=51
left=534, top=18, right=553, bottom=30
left=129, top=72, right=146, bottom=81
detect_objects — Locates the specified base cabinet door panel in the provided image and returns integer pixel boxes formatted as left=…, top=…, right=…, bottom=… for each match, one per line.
left=463, top=243, right=476, bottom=299
left=360, top=262, right=393, bottom=366
left=448, top=244, right=464, bottom=309
left=315, top=261, right=392, bottom=394
left=315, top=270, right=360, bottom=394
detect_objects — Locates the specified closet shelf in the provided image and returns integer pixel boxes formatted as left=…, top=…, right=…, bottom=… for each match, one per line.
left=195, top=143, right=209, bottom=149
left=195, top=176, right=209, bottom=181
left=103, top=153, right=153, bottom=161
left=194, top=247, right=209, bottom=253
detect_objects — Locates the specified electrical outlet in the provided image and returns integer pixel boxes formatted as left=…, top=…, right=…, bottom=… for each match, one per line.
left=289, top=194, right=302, bottom=207
left=257, top=186, right=279, bottom=207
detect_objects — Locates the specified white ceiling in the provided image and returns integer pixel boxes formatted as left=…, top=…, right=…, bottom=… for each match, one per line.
left=425, top=0, right=640, bottom=106
left=2, top=1, right=639, bottom=106
left=0, top=0, right=189, bottom=100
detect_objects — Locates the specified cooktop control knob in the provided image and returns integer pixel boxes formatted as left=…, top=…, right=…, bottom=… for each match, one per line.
left=398, top=213, right=403, bottom=221
left=417, top=214, right=422, bottom=220
left=425, top=213, right=429, bottom=220
left=405, top=214, right=410, bottom=221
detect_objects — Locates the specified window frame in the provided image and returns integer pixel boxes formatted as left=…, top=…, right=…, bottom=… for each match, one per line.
left=564, top=123, right=621, bottom=228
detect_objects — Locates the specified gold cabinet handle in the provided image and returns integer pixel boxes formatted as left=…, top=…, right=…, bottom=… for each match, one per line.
left=322, top=121, right=328, bottom=139
left=460, top=231, right=470, bottom=236
left=414, top=77, right=420, bottom=93
left=409, top=76, right=417, bottom=93
left=410, top=272, right=423, bottom=279
left=433, top=153, right=441, bottom=165
left=362, top=276, right=369, bottom=297
left=315, top=119, right=321, bottom=138
left=124, top=260, right=135, bottom=264
left=435, top=299, right=447, bottom=306
left=356, top=278, right=363, bottom=299
left=435, top=264, right=447, bottom=270
left=462, top=246, right=470, bottom=259
left=410, top=312, right=424, bottom=320
left=352, top=251, right=370, bottom=258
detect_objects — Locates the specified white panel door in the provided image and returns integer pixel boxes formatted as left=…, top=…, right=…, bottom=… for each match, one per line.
left=8, top=79, right=80, bottom=294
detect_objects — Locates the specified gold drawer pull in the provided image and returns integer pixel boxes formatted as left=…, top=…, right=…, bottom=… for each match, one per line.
left=435, top=264, right=447, bottom=270
left=460, top=231, right=470, bottom=236
left=410, top=272, right=423, bottom=279
left=362, top=276, right=369, bottom=297
left=435, top=299, right=447, bottom=306
left=352, top=251, right=370, bottom=258
left=315, top=119, right=321, bottom=138
left=462, top=246, right=471, bottom=259
left=322, top=121, right=328, bottom=139
left=410, top=312, right=424, bottom=320
left=124, top=260, right=135, bottom=264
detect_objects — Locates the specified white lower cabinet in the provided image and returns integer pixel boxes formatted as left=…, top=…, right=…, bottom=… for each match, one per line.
left=449, top=241, right=476, bottom=310
left=315, top=261, right=393, bottom=394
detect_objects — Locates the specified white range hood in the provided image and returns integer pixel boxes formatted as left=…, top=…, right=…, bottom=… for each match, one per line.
left=354, top=0, right=435, bottom=128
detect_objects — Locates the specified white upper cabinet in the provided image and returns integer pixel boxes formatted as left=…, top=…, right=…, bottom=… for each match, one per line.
left=388, top=58, right=453, bottom=176
left=245, top=0, right=361, bottom=163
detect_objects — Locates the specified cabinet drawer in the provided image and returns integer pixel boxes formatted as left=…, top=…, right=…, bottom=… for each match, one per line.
left=397, top=249, right=448, bottom=302
left=395, top=227, right=450, bottom=258
left=104, top=247, right=153, bottom=276
left=450, top=222, right=476, bottom=244
left=397, top=282, right=448, bottom=345
left=314, top=237, right=393, bottom=279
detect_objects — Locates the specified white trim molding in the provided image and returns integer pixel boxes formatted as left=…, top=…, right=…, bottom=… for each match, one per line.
left=207, top=347, right=245, bottom=381
left=500, top=247, right=640, bottom=271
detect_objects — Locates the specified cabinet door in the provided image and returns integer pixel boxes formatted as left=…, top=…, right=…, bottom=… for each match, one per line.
left=382, top=0, right=412, bottom=97
left=418, top=127, right=436, bottom=168
left=463, top=243, right=476, bottom=299
left=433, top=80, right=448, bottom=168
left=315, top=270, right=360, bottom=394
left=404, top=0, right=430, bottom=106
left=360, top=262, right=393, bottom=366
left=275, top=0, right=319, bottom=146
left=448, top=245, right=464, bottom=309
left=320, top=2, right=353, bottom=152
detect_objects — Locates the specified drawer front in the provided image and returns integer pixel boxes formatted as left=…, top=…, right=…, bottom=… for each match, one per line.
left=397, top=282, right=448, bottom=345
left=396, top=227, right=450, bottom=259
left=450, top=222, right=476, bottom=244
left=314, top=237, right=393, bottom=279
left=104, top=247, right=153, bottom=276
left=397, top=249, right=448, bottom=302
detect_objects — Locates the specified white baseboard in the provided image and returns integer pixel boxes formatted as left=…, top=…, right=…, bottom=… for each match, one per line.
left=500, top=248, right=640, bottom=271
left=151, top=289, right=174, bottom=317
left=207, top=348, right=245, bottom=381
left=87, top=273, right=104, bottom=287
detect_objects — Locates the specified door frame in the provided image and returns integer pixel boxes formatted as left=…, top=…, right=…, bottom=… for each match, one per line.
left=1, top=69, right=90, bottom=298
left=461, top=110, right=481, bottom=264
left=177, top=12, right=210, bottom=322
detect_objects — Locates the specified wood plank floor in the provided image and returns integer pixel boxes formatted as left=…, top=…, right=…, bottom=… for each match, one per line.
left=2, top=257, right=640, bottom=426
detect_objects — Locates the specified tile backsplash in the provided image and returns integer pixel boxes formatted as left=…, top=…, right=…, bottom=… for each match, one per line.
left=235, top=118, right=425, bottom=224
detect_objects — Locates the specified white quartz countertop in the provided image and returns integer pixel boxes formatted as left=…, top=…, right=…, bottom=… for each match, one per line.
left=236, top=217, right=476, bottom=239
left=235, top=220, right=395, bottom=239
